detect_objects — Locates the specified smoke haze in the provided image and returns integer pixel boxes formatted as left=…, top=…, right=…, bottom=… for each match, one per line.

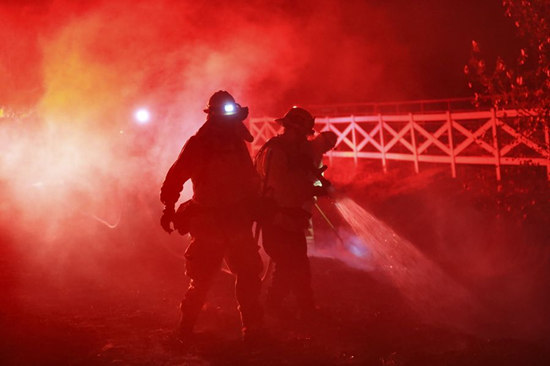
left=3, top=0, right=542, bottom=345
left=0, top=0, right=428, bottom=271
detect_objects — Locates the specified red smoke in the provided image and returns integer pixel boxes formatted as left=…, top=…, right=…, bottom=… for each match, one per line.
left=1, top=0, right=537, bottom=342
left=0, top=0, right=405, bottom=267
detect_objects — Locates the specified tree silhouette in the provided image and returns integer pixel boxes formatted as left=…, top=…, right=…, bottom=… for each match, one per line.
left=464, top=0, right=549, bottom=132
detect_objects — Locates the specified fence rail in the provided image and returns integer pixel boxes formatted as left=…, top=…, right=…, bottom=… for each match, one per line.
left=304, top=96, right=490, bottom=116
left=249, top=108, right=550, bottom=181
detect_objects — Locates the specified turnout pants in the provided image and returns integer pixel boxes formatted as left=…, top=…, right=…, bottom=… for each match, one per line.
left=261, top=222, right=315, bottom=315
left=179, top=211, right=263, bottom=334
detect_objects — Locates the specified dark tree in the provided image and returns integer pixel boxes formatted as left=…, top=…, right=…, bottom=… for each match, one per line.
left=464, top=0, right=550, bottom=131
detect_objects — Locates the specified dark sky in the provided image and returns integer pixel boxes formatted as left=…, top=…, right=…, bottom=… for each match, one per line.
left=0, top=0, right=519, bottom=112
left=294, top=0, right=519, bottom=103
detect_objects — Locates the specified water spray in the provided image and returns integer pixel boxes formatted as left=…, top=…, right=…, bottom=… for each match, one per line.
left=332, top=196, right=480, bottom=329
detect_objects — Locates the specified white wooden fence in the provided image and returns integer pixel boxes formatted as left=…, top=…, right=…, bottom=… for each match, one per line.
left=248, top=108, right=550, bottom=181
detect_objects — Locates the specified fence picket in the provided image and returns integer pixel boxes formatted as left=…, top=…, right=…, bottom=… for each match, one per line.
left=447, top=111, right=456, bottom=178
left=491, top=108, right=502, bottom=181
left=378, top=114, right=387, bottom=172
left=409, top=113, right=419, bottom=173
left=351, top=115, right=358, bottom=166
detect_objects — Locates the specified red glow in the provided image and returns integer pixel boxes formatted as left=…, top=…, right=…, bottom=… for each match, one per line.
left=1, top=1, right=548, bottom=365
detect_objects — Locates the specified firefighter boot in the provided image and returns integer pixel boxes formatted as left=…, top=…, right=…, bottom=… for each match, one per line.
left=235, top=274, right=265, bottom=345
left=176, top=280, right=209, bottom=343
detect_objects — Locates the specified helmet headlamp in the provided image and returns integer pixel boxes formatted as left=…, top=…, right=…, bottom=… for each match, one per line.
left=224, top=103, right=236, bottom=115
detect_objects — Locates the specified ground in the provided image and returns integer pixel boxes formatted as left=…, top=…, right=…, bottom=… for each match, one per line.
left=1, top=160, right=549, bottom=365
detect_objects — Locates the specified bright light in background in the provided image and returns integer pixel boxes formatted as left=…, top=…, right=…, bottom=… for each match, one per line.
left=134, top=108, right=151, bottom=124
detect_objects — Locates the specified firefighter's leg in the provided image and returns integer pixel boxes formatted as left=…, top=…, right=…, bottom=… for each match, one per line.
left=178, top=237, right=223, bottom=337
left=226, top=233, right=264, bottom=337
left=178, top=278, right=211, bottom=336
left=291, top=257, right=315, bottom=315
left=261, top=223, right=292, bottom=312
left=267, top=259, right=293, bottom=311
left=286, top=230, right=315, bottom=315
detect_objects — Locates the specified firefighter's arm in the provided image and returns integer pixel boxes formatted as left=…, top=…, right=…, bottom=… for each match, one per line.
left=311, top=165, right=333, bottom=197
left=160, top=137, right=198, bottom=206
left=159, top=137, right=198, bottom=233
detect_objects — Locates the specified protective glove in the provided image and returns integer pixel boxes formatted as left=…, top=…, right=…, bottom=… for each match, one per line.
left=160, top=206, right=175, bottom=234
left=311, top=174, right=334, bottom=197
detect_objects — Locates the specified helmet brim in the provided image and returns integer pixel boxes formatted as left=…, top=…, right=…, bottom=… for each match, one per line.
left=205, top=105, right=248, bottom=119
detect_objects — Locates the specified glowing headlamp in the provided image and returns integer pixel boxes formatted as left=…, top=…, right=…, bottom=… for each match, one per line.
left=223, top=103, right=237, bottom=115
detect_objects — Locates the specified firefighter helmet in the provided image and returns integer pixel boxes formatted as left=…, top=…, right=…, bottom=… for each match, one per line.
left=276, top=106, right=315, bottom=135
left=203, top=90, right=248, bottom=119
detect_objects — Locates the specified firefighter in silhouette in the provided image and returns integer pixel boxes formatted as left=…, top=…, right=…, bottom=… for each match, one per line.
left=160, top=91, right=263, bottom=342
left=255, top=107, right=336, bottom=322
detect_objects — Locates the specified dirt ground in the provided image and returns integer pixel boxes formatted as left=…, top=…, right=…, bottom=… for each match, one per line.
left=1, top=161, right=549, bottom=365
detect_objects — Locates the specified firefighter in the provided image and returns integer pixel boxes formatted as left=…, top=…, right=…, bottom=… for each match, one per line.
left=160, top=91, right=263, bottom=342
left=255, top=107, right=335, bottom=323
